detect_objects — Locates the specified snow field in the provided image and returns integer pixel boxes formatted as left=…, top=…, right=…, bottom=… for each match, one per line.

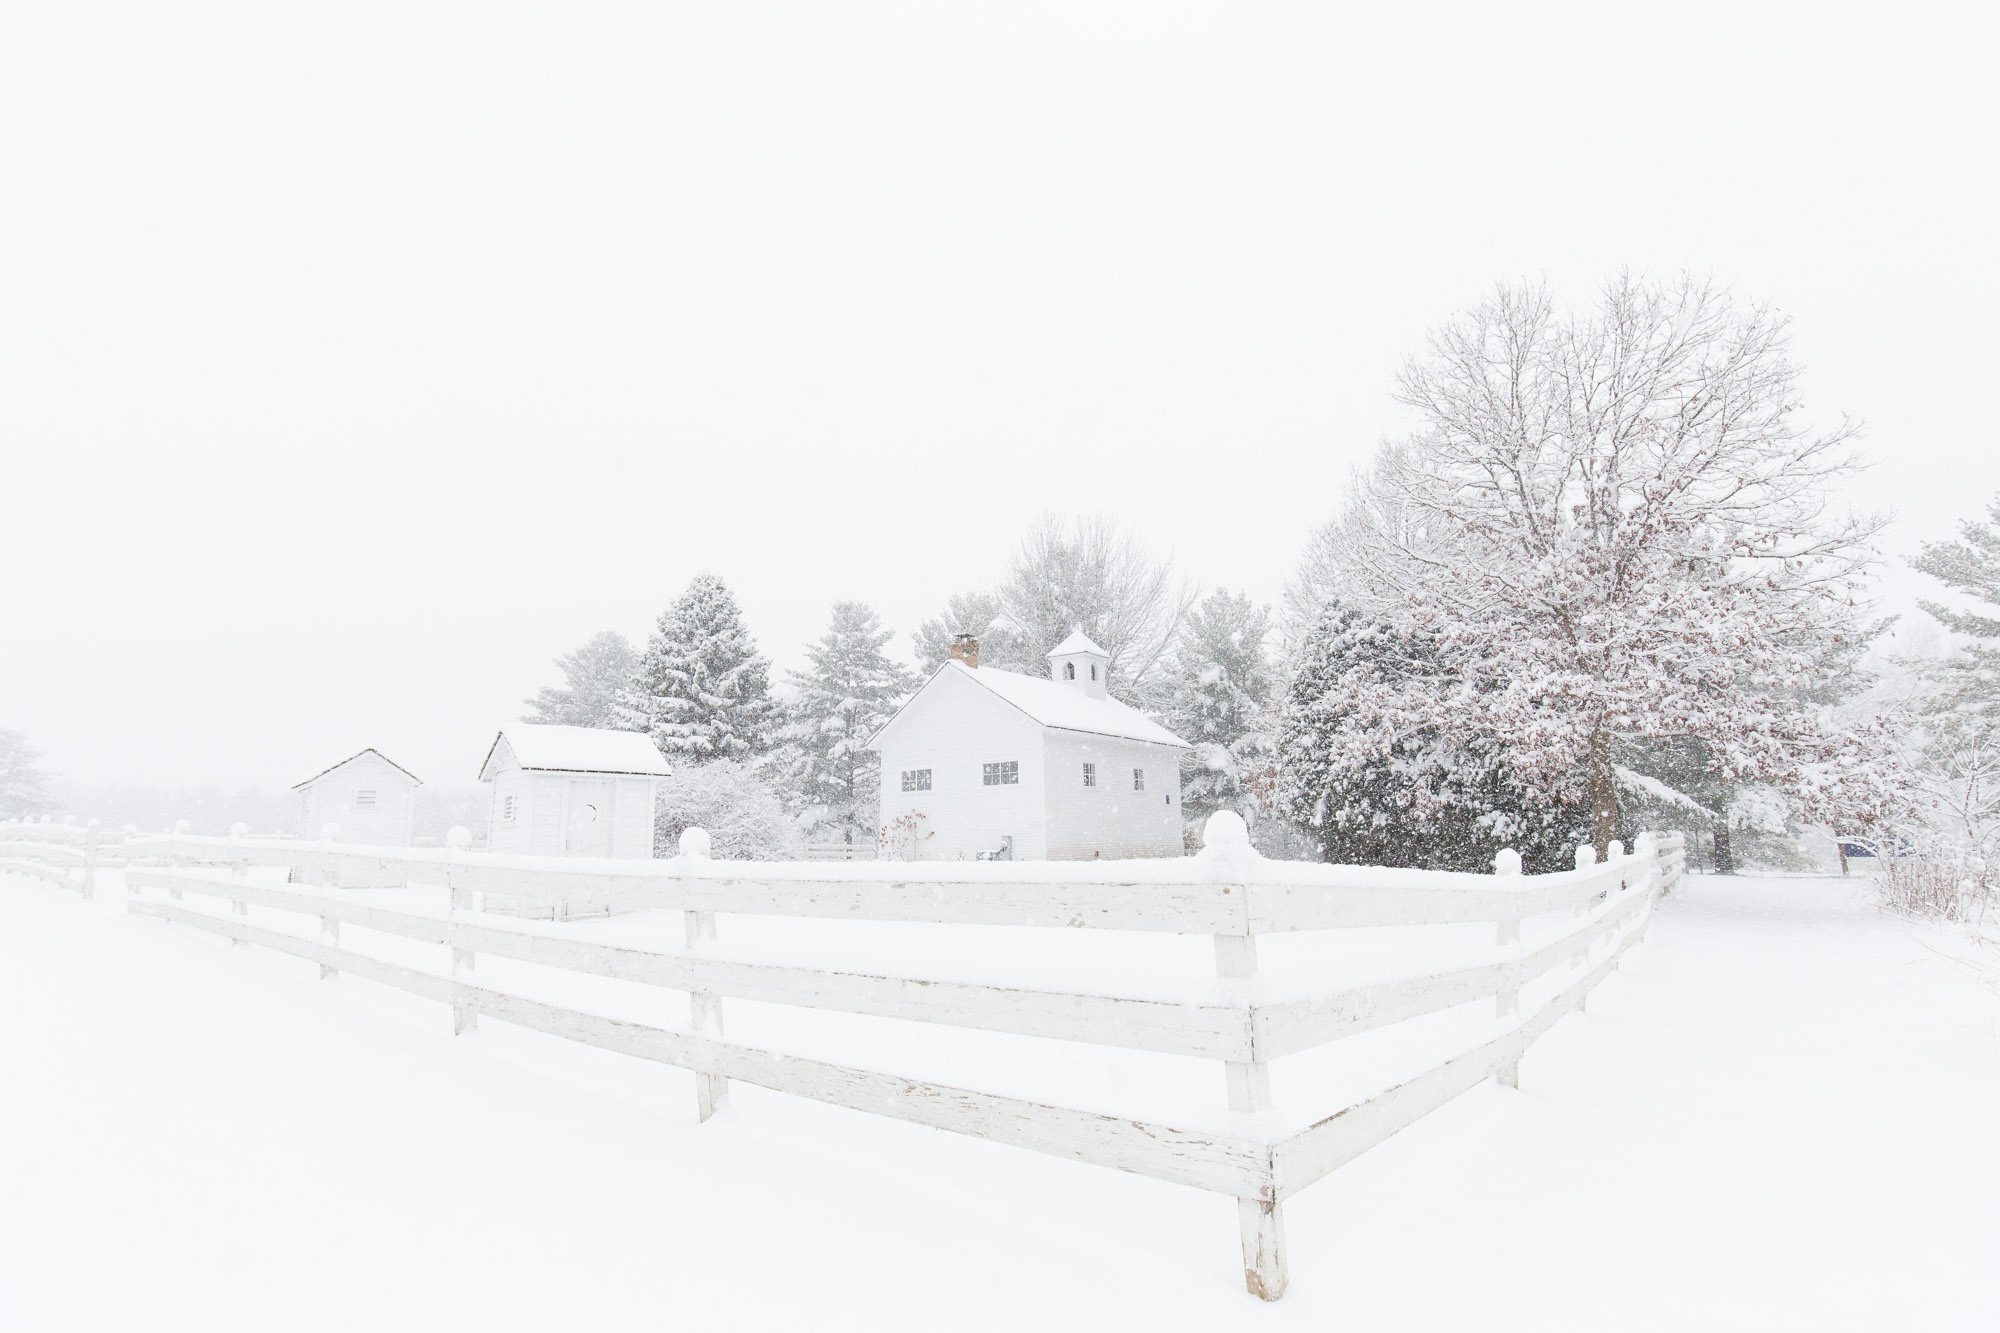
left=1, top=868, right=1995, bottom=1330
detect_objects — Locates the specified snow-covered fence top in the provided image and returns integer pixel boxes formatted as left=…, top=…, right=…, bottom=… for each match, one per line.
left=1, top=816, right=1674, bottom=1304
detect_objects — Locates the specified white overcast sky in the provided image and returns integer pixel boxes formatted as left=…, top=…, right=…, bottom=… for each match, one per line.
left=3, top=1, right=1996, bottom=790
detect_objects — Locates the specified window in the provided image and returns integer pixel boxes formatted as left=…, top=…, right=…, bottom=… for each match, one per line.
left=901, top=768, right=932, bottom=792
left=354, top=790, right=376, bottom=808
left=1133, top=768, right=1145, bottom=791
left=982, top=761, right=1019, bottom=786
left=1090, top=664, right=1098, bottom=681
left=1082, top=763, right=1096, bottom=787
left=501, top=794, right=517, bottom=823
left=1064, top=662, right=1076, bottom=680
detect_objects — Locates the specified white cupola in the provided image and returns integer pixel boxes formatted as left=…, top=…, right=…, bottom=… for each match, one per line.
left=1046, top=627, right=1110, bottom=698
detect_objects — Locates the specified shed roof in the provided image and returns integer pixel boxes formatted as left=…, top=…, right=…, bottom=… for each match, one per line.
left=478, top=725, right=671, bottom=780
left=291, top=748, right=423, bottom=790
left=870, top=661, right=1189, bottom=750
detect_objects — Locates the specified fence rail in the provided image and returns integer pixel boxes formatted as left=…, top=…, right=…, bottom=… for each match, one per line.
left=1, top=816, right=1684, bottom=1303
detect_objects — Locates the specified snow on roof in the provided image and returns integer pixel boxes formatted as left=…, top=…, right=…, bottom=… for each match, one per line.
left=291, top=748, right=423, bottom=790
left=478, top=725, right=671, bottom=780
left=875, top=661, right=1188, bottom=749
left=1046, top=628, right=1109, bottom=658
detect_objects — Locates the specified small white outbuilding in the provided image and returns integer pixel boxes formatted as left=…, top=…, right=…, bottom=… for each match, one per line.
left=292, top=749, right=422, bottom=846
left=868, top=630, right=1191, bottom=861
left=478, top=724, right=669, bottom=860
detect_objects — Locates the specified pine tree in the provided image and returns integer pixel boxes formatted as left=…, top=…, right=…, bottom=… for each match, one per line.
left=0, top=727, right=51, bottom=819
left=778, top=602, right=919, bottom=843
left=1903, top=492, right=2000, bottom=873
left=1277, top=604, right=1588, bottom=872
left=1913, top=492, right=2000, bottom=722
left=634, top=575, right=777, bottom=761
left=523, top=630, right=643, bottom=729
left=1164, top=590, right=1278, bottom=829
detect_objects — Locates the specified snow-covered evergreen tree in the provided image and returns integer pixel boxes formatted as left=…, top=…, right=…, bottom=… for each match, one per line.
left=1164, top=589, right=1278, bottom=829
left=778, top=602, right=919, bottom=844
left=1898, top=491, right=2000, bottom=898
left=634, top=575, right=777, bottom=760
left=522, top=630, right=642, bottom=729
left=1292, top=274, right=1891, bottom=856
left=1913, top=491, right=2000, bottom=724
left=0, top=727, right=51, bottom=819
left=1277, top=604, right=1588, bottom=871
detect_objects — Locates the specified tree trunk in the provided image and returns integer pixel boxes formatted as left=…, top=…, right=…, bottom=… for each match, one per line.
left=1587, top=720, right=1619, bottom=861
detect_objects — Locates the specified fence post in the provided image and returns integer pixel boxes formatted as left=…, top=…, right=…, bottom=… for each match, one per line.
left=81, top=820, right=99, bottom=901
left=1493, top=847, right=1522, bottom=1089
left=679, top=827, right=728, bottom=1121
left=1197, top=812, right=1286, bottom=1301
left=1573, top=843, right=1597, bottom=1010
left=1215, top=928, right=1286, bottom=1300
left=228, top=823, right=251, bottom=945
left=1632, top=833, right=1658, bottom=943
left=319, top=823, right=343, bottom=891
left=1603, top=839, right=1626, bottom=968
left=447, top=827, right=475, bottom=1033
left=168, top=820, right=190, bottom=900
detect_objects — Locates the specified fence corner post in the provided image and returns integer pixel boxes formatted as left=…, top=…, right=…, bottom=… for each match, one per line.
left=1493, top=847, right=1522, bottom=1088
left=447, top=827, right=475, bottom=1032
left=1197, top=811, right=1286, bottom=1299
left=1213, top=930, right=1286, bottom=1300
left=679, top=826, right=728, bottom=1121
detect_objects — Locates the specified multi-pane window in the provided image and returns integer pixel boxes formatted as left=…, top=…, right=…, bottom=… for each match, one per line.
left=1064, top=662, right=1076, bottom=680
left=982, top=761, right=1019, bottom=786
left=901, top=768, right=932, bottom=792
left=1082, top=763, right=1096, bottom=787
left=501, top=794, right=517, bottom=822
left=1133, top=768, right=1145, bottom=791
left=354, top=789, right=377, bottom=807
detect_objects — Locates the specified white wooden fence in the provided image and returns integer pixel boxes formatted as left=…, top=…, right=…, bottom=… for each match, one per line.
left=0, top=815, right=1686, bottom=1302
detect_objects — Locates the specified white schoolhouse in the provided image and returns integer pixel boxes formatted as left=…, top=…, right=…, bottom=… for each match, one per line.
left=478, top=724, right=669, bottom=860
left=292, top=748, right=421, bottom=846
left=868, top=630, right=1190, bottom=860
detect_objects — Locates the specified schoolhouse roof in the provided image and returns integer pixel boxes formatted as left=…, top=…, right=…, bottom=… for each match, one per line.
left=478, top=725, right=671, bottom=781
left=291, top=748, right=423, bottom=791
left=869, top=661, right=1190, bottom=750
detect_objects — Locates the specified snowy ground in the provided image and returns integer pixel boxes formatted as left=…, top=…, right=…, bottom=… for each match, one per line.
left=2, top=870, right=1995, bottom=1331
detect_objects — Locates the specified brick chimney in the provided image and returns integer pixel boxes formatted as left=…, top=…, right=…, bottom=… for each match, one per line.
left=949, top=633, right=979, bottom=669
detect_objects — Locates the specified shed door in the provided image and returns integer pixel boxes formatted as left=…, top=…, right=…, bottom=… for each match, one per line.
left=565, top=779, right=613, bottom=857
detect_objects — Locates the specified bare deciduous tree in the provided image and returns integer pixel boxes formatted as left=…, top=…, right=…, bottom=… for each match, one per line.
left=917, top=515, right=1195, bottom=697
left=1295, top=273, right=1892, bottom=855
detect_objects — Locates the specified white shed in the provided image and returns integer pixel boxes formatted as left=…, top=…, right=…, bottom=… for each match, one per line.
left=291, top=749, right=422, bottom=846
left=478, top=724, right=669, bottom=860
left=868, top=631, right=1191, bottom=861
